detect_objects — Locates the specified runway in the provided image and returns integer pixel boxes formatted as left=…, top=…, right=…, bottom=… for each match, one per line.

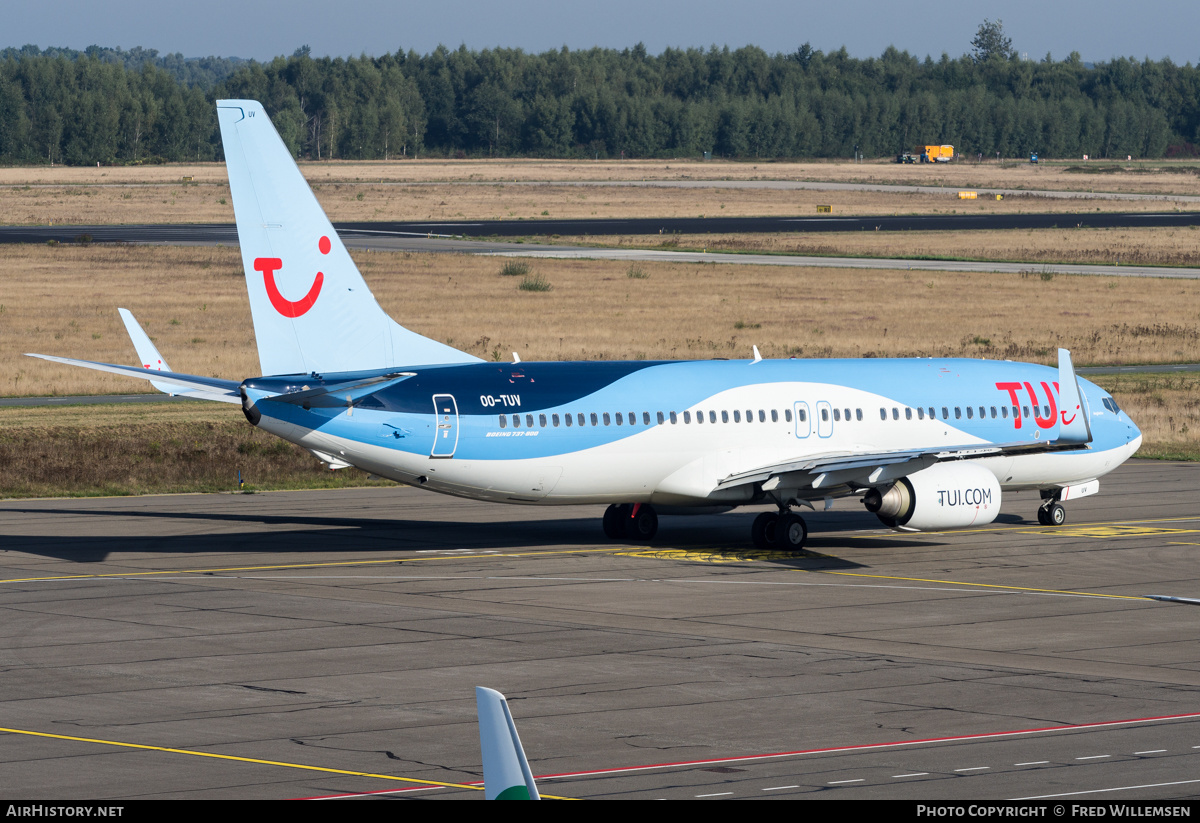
left=6, top=210, right=1200, bottom=245
left=4, top=221, right=1198, bottom=280
left=1, top=459, right=1199, bottom=799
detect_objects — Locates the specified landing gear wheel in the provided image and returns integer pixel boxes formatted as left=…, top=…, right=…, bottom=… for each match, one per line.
left=602, top=504, right=628, bottom=539
left=1047, top=502, right=1066, bottom=526
left=629, top=504, right=658, bottom=541
left=1037, top=502, right=1066, bottom=526
left=752, top=512, right=779, bottom=549
left=777, top=512, right=808, bottom=552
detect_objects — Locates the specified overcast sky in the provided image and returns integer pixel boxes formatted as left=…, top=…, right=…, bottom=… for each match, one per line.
left=7, top=0, right=1197, bottom=65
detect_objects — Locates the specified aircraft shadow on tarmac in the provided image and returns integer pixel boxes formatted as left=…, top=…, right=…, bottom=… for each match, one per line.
left=0, top=505, right=1015, bottom=567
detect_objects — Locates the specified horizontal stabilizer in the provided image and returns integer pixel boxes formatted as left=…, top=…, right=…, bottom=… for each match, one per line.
left=25, top=354, right=241, bottom=404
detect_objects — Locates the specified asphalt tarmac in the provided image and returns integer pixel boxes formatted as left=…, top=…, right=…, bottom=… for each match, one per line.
left=1, top=459, right=1199, bottom=800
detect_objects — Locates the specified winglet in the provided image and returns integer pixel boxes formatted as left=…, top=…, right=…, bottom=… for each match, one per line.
left=1055, top=348, right=1093, bottom=445
left=477, top=687, right=540, bottom=800
left=118, top=308, right=175, bottom=394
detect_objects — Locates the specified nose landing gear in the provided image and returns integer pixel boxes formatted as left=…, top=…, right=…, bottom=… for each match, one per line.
left=1037, top=490, right=1067, bottom=526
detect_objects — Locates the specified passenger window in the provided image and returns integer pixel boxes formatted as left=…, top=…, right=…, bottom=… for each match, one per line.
left=552, top=414, right=560, bottom=427
left=696, top=411, right=704, bottom=424
left=917, top=407, right=924, bottom=420
left=617, top=412, right=625, bottom=425
left=966, top=406, right=973, bottom=419
left=721, top=411, right=729, bottom=423
left=832, top=408, right=840, bottom=422
left=1022, top=406, right=1030, bottom=418
left=796, top=408, right=804, bottom=422
left=928, top=407, right=935, bottom=419
left=513, top=415, right=522, bottom=428
left=539, top=414, right=547, bottom=427
left=905, top=407, right=912, bottom=420
left=591, top=413, right=599, bottom=426
left=856, top=408, right=863, bottom=421
left=670, top=411, right=678, bottom=424
left=785, top=409, right=793, bottom=423
left=990, top=407, right=997, bottom=419
left=979, top=406, right=986, bottom=419
left=954, top=407, right=962, bottom=419
left=1001, top=406, right=1007, bottom=419
left=892, top=408, right=899, bottom=420
left=603, top=412, right=611, bottom=426
left=526, top=414, right=534, bottom=428
left=578, top=413, right=586, bottom=426
left=629, top=411, right=636, bottom=425
left=499, top=415, right=507, bottom=429
left=657, top=411, right=665, bottom=424
left=820, top=408, right=828, bottom=422
left=942, top=407, right=949, bottom=419
left=683, top=411, right=691, bottom=424
left=759, top=410, right=766, bottom=422
left=643, top=412, right=651, bottom=425
left=745, top=409, right=752, bottom=423
left=565, top=413, right=573, bottom=427
left=771, top=409, right=779, bottom=422
left=734, top=410, right=741, bottom=423
left=880, top=408, right=887, bottom=421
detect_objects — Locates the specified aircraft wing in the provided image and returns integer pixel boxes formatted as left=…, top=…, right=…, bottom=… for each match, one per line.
left=715, top=439, right=1088, bottom=493
left=24, top=354, right=241, bottom=404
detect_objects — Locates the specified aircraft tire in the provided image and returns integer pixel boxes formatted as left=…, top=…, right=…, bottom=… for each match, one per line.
left=629, top=504, right=658, bottom=541
left=602, top=504, right=627, bottom=539
left=777, top=512, right=808, bottom=551
left=751, top=512, right=779, bottom=549
left=1047, top=502, right=1066, bottom=526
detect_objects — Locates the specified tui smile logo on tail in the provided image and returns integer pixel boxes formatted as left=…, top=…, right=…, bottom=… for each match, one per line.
left=254, top=235, right=330, bottom=318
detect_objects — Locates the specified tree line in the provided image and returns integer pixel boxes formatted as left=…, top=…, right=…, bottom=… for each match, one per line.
left=1, top=42, right=1198, bottom=165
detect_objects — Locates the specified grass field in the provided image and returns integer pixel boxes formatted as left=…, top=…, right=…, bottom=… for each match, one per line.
left=5, top=156, right=1200, bottom=192
left=4, top=157, right=1200, bottom=226
left=9, top=244, right=1200, bottom=400
left=554, top=225, right=1200, bottom=267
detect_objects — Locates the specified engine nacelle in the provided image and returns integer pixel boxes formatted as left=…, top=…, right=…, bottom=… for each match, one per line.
left=862, top=462, right=1001, bottom=530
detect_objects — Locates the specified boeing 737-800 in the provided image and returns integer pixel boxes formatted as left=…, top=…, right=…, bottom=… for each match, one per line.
left=29, top=100, right=1143, bottom=550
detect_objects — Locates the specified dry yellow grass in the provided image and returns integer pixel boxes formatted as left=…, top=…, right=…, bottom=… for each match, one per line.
left=4, top=157, right=1200, bottom=194
left=1092, top=373, right=1200, bottom=459
left=5, top=181, right=1190, bottom=227
left=7, top=243, right=1200, bottom=400
left=561, top=226, right=1200, bottom=268
left=5, top=157, right=1200, bottom=226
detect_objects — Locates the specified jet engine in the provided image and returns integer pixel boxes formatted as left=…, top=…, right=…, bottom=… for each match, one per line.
left=862, top=462, right=1001, bottom=530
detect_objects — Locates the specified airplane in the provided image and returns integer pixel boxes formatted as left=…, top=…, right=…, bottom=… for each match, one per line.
left=477, top=687, right=540, bottom=800
left=28, top=99, right=1143, bottom=551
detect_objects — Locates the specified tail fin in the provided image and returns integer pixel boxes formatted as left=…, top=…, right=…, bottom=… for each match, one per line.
left=215, top=100, right=480, bottom=376
left=476, top=687, right=540, bottom=800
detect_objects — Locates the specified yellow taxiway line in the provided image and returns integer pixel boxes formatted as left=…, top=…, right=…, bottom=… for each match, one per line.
left=0, top=726, right=573, bottom=799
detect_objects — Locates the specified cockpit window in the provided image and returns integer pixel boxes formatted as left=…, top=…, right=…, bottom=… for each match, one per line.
left=1102, top=396, right=1121, bottom=414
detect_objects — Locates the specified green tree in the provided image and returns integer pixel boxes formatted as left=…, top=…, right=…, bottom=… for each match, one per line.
left=972, top=19, right=1014, bottom=63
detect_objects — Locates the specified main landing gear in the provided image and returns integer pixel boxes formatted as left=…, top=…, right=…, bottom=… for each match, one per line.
left=1037, top=491, right=1067, bottom=526
left=751, top=509, right=808, bottom=551
left=603, top=503, right=659, bottom=540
